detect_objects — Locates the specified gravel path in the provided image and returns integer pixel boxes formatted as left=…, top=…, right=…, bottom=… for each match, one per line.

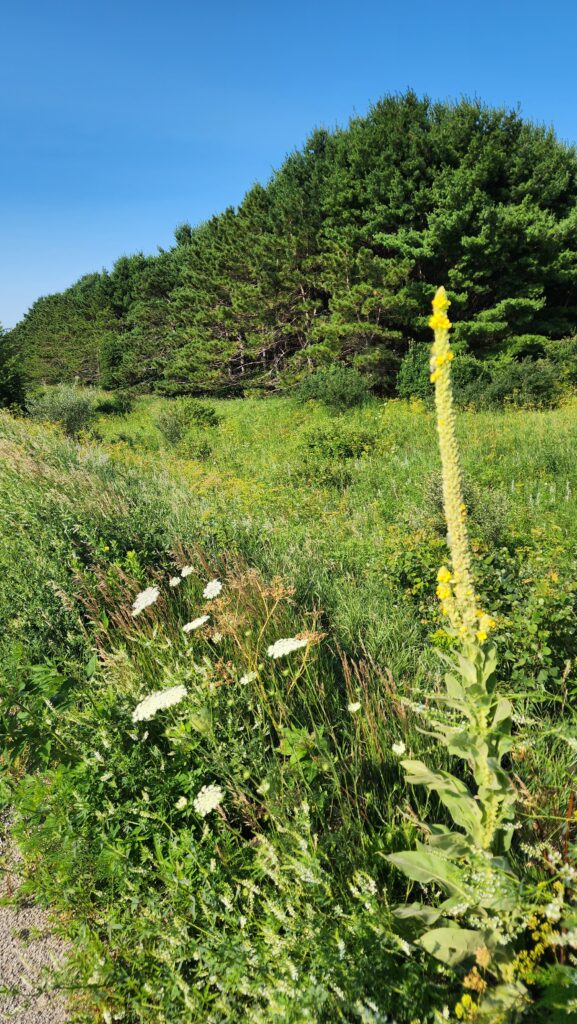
left=0, top=827, right=70, bottom=1023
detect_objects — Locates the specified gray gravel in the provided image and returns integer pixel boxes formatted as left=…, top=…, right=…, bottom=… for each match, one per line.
left=0, top=826, right=70, bottom=1023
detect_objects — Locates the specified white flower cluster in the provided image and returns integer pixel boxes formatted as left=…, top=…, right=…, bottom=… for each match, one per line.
left=193, top=784, right=224, bottom=817
left=180, top=565, right=194, bottom=577
left=240, top=671, right=257, bottom=685
left=183, top=615, right=210, bottom=633
left=131, top=586, right=160, bottom=617
left=267, top=637, right=308, bottom=659
left=203, top=579, right=223, bottom=599
left=132, top=684, right=187, bottom=722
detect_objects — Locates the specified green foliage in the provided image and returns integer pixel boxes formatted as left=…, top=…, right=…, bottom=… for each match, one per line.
left=486, top=358, right=563, bottom=409
left=2, top=399, right=577, bottom=1021
left=26, top=382, right=97, bottom=435
left=295, top=364, right=373, bottom=409
left=155, top=397, right=219, bottom=445
left=0, top=323, right=27, bottom=408
left=94, top=391, right=134, bottom=416
left=14, top=93, right=577, bottom=396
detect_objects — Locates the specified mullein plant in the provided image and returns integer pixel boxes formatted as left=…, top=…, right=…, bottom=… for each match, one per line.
left=388, top=289, right=554, bottom=1021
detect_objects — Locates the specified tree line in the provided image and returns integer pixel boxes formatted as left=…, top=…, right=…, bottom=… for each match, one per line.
left=7, top=91, right=577, bottom=399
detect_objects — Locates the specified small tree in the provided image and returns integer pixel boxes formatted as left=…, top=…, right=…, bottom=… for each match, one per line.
left=0, top=325, right=27, bottom=408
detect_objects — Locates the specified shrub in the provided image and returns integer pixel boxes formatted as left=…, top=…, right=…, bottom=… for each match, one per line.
left=294, top=364, right=372, bottom=410
left=486, top=358, right=562, bottom=409
left=94, top=391, right=134, bottom=416
left=397, top=344, right=491, bottom=406
left=156, top=398, right=220, bottom=445
left=26, top=383, right=96, bottom=436
left=0, top=327, right=27, bottom=409
left=396, top=343, right=430, bottom=401
left=303, top=423, right=377, bottom=460
left=178, top=427, right=214, bottom=461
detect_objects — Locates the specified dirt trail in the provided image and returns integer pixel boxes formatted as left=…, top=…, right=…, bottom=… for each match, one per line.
left=0, top=828, right=69, bottom=1023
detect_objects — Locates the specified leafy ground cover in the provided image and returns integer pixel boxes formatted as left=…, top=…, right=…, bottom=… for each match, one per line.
left=1, top=395, right=576, bottom=1021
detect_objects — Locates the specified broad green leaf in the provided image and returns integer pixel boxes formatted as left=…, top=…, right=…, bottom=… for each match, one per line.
left=419, top=926, right=487, bottom=966
left=386, top=848, right=467, bottom=896
left=400, top=759, right=483, bottom=841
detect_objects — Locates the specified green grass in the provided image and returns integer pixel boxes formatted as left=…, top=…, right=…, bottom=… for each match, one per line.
left=1, top=397, right=577, bottom=1022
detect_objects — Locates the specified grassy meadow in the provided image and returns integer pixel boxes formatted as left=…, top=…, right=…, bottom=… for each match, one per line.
left=1, top=392, right=577, bottom=1022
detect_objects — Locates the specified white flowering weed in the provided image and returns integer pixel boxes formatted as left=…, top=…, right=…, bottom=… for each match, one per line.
left=193, top=784, right=224, bottom=817
left=203, top=579, right=223, bottom=599
left=267, top=637, right=308, bottom=659
left=131, top=684, right=187, bottom=723
left=183, top=615, right=210, bottom=633
left=131, top=586, right=160, bottom=617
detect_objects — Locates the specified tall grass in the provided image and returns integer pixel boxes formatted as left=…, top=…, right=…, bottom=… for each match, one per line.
left=0, top=315, right=576, bottom=1020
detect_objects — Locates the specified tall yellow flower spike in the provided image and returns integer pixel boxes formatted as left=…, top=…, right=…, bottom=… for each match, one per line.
left=429, top=287, right=479, bottom=639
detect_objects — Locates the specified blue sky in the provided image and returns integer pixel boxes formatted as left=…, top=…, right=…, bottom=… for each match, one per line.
left=2, top=0, right=577, bottom=327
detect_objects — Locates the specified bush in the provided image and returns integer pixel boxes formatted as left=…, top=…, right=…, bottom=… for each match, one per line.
left=0, top=328, right=27, bottom=409
left=178, top=427, right=214, bottom=461
left=294, top=364, right=372, bottom=410
left=95, top=391, right=134, bottom=416
left=27, top=384, right=96, bottom=436
left=156, top=399, right=220, bottom=445
left=486, top=358, right=562, bottom=409
left=397, top=345, right=491, bottom=406
left=303, top=423, right=377, bottom=460
left=396, top=344, right=430, bottom=401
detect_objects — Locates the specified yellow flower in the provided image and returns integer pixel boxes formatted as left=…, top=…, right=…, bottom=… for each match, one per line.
left=437, top=583, right=452, bottom=601
left=437, top=566, right=452, bottom=583
left=428, top=312, right=452, bottom=331
left=432, top=287, right=451, bottom=312
left=430, top=286, right=477, bottom=638
left=476, top=630, right=487, bottom=643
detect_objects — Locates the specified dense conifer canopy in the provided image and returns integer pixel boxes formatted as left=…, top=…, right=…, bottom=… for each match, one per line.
left=10, top=93, right=577, bottom=395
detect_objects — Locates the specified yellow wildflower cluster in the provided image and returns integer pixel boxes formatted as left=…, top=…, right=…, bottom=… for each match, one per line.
left=454, top=992, right=478, bottom=1020
left=510, top=915, right=554, bottom=985
left=429, top=287, right=493, bottom=643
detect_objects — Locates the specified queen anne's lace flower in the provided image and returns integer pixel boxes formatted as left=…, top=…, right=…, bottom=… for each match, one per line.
left=267, top=637, right=308, bottom=659
left=193, top=784, right=224, bottom=816
left=169, top=576, right=181, bottom=588
left=347, top=701, right=361, bottom=714
left=131, top=684, right=187, bottom=722
left=203, top=579, right=223, bottom=599
left=180, top=565, right=194, bottom=578
left=131, top=586, right=160, bottom=617
left=240, top=671, right=257, bottom=685
left=392, top=741, right=406, bottom=756
left=183, top=615, right=210, bottom=633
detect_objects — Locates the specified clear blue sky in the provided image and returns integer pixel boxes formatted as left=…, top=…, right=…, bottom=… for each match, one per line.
left=2, top=0, right=577, bottom=327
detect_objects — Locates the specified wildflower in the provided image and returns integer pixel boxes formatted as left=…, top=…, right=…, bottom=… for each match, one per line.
left=392, top=741, right=406, bottom=756
left=240, top=671, right=257, bottom=685
left=430, top=286, right=477, bottom=638
left=267, top=637, right=308, bottom=659
left=131, top=586, right=160, bottom=617
left=132, top=684, right=187, bottom=722
left=193, top=784, right=224, bottom=816
left=347, top=701, right=361, bottom=713
left=175, top=796, right=188, bottom=811
left=180, top=565, right=194, bottom=577
left=183, top=615, right=210, bottom=633
left=429, top=311, right=452, bottom=331
left=437, top=566, right=452, bottom=583
left=203, top=578, right=223, bottom=599
left=169, top=576, right=181, bottom=588
left=211, top=631, right=223, bottom=642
